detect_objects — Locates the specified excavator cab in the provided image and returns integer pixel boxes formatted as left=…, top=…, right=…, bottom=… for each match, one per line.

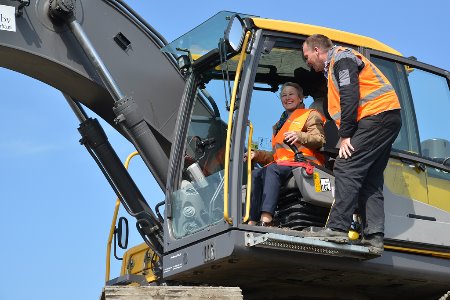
left=159, top=12, right=345, bottom=238
left=157, top=10, right=371, bottom=262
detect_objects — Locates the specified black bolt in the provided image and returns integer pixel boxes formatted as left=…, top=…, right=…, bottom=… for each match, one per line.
left=48, top=0, right=76, bottom=21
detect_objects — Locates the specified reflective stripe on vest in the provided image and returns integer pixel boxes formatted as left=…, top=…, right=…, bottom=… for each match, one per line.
left=328, top=47, right=400, bottom=126
left=271, top=109, right=324, bottom=165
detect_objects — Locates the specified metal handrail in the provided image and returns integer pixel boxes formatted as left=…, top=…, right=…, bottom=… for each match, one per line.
left=243, top=121, right=253, bottom=223
left=223, top=32, right=251, bottom=224
left=105, top=151, right=139, bottom=282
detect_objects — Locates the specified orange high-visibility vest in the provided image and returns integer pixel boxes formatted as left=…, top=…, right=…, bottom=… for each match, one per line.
left=328, top=47, right=400, bottom=127
left=272, top=109, right=324, bottom=165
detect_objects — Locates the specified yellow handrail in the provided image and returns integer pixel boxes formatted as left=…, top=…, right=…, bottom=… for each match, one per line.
left=105, top=151, right=139, bottom=282
left=223, top=32, right=251, bottom=225
left=243, top=121, right=253, bottom=223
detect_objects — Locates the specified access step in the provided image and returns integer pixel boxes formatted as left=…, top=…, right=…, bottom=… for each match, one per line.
left=245, top=232, right=380, bottom=259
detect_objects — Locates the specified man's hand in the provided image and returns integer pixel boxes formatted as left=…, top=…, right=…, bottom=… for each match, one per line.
left=339, top=137, right=354, bottom=159
left=244, top=150, right=255, bottom=162
left=283, top=131, right=299, bottom=145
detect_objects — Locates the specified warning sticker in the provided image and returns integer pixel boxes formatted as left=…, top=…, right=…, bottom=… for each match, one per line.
left=320, top=178, right=332, bottom=192
left=0, top=5, right=16, bottom=32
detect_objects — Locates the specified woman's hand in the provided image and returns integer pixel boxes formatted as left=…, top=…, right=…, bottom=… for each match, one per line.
left=244, top=150, right=256, bottom=162
left=283, top=131, right=299, bottom=145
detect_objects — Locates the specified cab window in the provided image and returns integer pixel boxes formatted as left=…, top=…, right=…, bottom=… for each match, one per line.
left=169, top=88, right=228, bottom=239
left=371, top=57, right=450, bottom=161
left=370, top=57, right=420, bottom=154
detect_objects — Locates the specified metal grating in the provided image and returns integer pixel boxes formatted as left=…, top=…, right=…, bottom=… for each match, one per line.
left=245, top=233, right=378, bottom=259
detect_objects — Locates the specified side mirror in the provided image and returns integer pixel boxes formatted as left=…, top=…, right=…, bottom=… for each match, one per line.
left=117, top=216, right=129, bottom=250
left=224, top=14, right=245, bottom=53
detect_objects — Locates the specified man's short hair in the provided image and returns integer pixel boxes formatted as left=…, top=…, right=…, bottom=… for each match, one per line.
left=304, top=34, right=333, bottom=51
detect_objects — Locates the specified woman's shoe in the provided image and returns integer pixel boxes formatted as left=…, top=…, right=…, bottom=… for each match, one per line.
left=256, top=220, right=277, bottom=227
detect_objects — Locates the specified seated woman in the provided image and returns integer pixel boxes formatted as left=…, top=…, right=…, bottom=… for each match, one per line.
left=247, top=82, right=325, bottom=226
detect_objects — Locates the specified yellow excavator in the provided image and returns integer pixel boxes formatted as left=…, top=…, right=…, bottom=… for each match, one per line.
left=1, top=1, right=449, bottom=299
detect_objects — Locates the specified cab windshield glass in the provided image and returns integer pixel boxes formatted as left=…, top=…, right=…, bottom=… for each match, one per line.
left=161, top=11, right=252, bottom=59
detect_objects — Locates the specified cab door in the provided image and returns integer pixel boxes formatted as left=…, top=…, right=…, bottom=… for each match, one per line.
left=368, top=50, right=450, bottom=247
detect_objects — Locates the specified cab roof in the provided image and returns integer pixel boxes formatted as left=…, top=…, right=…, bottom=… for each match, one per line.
left=251, top=17, right=401, bottom=56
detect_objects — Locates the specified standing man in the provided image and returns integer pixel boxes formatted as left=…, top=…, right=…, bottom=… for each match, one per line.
left=302, top=34, right=401, bottom=253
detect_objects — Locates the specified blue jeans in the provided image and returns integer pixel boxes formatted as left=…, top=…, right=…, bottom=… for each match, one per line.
left=250, top=163, right=292, bottom=221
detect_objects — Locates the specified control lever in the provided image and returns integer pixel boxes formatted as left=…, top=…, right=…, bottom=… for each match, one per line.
left=284, top=139, right=306, bottom=162
left=198, top=137, right=216, bottom=149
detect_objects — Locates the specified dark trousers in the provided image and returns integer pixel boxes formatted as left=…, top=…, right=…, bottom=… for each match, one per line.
left=250, top=163, right=293, bottom=221
left=327, top=109, right=401, bottom=236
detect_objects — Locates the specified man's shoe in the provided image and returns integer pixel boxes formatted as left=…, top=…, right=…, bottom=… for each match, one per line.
left=362, top=233, right=384, bottom=255
left=303, top=227, right=348, bottom=240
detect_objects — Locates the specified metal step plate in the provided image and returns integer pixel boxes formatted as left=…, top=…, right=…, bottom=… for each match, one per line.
left=245, top=232, right=380, bottom=260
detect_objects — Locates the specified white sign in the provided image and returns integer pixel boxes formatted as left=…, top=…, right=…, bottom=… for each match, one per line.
left=320, top=178, right=332, bottom=192
left=0, top=5, right=16, bottom=32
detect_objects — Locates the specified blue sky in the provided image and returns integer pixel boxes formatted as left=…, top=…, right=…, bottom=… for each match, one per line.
left=1, top=1, right=449, bottom=299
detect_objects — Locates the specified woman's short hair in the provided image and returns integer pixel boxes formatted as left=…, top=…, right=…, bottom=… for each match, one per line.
left=280, top=82, right=304, bottom=98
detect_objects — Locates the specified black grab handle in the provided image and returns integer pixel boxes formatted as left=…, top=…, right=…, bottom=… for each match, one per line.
left=284, top=139, right=306, bottom=162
